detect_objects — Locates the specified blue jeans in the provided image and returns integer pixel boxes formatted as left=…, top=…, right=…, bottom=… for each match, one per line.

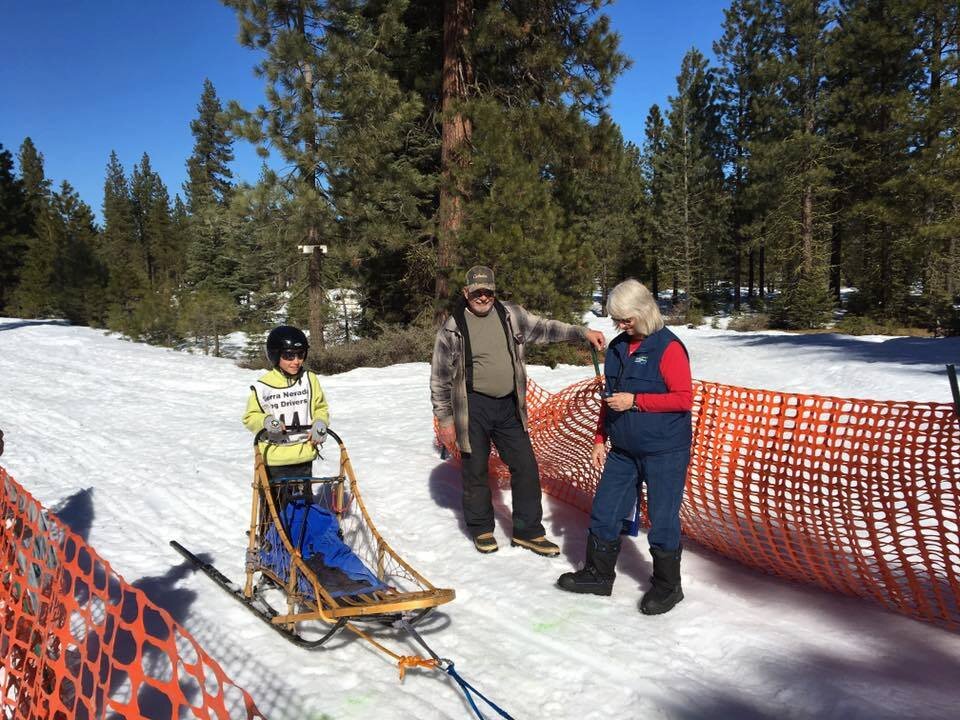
left=589, top=447, right=689, bottom=550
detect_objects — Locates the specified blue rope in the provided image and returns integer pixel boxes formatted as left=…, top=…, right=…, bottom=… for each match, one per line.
left=395, top=619, right=512, bottom=719
left=445, top=662, right=514, bottom=720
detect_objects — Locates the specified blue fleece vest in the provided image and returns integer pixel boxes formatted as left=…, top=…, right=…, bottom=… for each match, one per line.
left=603, top=326, right=692, bottom=455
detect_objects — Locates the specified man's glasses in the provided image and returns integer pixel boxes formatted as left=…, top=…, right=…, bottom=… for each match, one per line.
left=611, top=317, right=633, bottom=325
left=469, top=289, right=495, bottom=300
left=280, top=349, right=307, bottom=360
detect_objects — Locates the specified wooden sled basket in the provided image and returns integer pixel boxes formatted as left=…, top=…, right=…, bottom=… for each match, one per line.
left=243, top=428, right=454, bottom=644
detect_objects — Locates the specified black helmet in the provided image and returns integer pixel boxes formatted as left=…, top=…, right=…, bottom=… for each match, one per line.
left=265, top=325, right=309, bottom=367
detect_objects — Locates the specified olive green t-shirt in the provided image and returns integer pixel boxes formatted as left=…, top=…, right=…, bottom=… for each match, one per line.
left=464, top=309, right=515, bottom=397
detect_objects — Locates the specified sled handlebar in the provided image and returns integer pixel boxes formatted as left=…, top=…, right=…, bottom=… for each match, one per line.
left=280, top=424, right=343, bottom=445
left=254, top=425, right=343, bottom=446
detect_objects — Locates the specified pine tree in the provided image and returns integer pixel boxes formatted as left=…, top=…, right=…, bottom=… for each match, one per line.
left=827, top=0, right=924, bottom=321
left=53, top=182, right=106, bottom=324
left=101, top=151, right=146, bottom=324
left=223, top=0, right=627, bottom=332
left=565, top=120, right=644, bottom=307
left=222, top=0, right=340, bottom=346
left=0, top=144, right=31, bottom=311
left=640, top=105, right=668, bottom=298
left=130, top=153, right=176, bottom=290
left=17, top=137, right=50, bottom=215
left=907, top=0, right=960, bottom=331
left=124, top=154, right=182, bottom=340
left=178, top=288, right=238, bottom=356
left=182, top=79, right=239, bottom=319
left=229, top=178, right=297, bottom=323
left=184, top=202, right=241, bottom=295
left=748, top=0, right=835, bottom=328
left=13, top=214, right=58, bottom=319
left=450, top=1, right=628, bottom=318
left=436, top=0, right=473, bottom=315
left=10, top=138, right=53, bottom=318
left=184, top=79, right=234, bottom=212
left=715, top=0, right=777, bottom=309
left=13, top=182, right=104, bottom=323
left=656, top=49, right=728, bottom=317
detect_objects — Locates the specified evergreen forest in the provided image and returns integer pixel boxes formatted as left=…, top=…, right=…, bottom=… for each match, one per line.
left=1, top=0, right=958, bottom=368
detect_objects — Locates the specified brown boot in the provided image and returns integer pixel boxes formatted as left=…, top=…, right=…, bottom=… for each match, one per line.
left=473, top=532, right=499, bottom=554
left=511, top=535, right=560, bottom=557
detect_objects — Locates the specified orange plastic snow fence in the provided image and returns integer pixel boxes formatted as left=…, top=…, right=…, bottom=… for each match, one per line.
left=0, top=467, right=265, bottom=720
left=440, top=377, right=960, bottom=629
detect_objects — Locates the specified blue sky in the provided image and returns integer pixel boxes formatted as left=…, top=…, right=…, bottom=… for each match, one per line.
left=2, top=1, right=729, bottom=221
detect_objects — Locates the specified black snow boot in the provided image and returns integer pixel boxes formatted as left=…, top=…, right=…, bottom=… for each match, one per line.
left=640, top=545, right=684, bottom=615
left=556, top=534, right=621, bottom=596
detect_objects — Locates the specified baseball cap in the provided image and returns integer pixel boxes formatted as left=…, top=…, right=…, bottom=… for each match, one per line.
left=465, top=265, right=496, bottom=293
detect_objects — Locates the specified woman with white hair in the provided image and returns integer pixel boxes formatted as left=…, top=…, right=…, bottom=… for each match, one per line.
left=557, top=279, right=693, bottom=615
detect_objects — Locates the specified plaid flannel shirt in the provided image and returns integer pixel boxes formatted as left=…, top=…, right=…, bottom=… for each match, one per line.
left=430, top=300, right=588, bottom=454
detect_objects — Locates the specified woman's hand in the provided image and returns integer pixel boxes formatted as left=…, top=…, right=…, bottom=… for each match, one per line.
left=590, top=442, right=607, bottom=469
left=604, top=392, right=636, bottom=412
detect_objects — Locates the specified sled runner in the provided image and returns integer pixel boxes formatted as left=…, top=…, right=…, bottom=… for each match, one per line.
left=173, top=426, right=454, bottom=648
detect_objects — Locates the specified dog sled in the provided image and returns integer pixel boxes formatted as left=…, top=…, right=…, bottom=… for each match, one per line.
left=172, top=427, right=517, bottom=718
left=172, top=426, right=454, bottom=649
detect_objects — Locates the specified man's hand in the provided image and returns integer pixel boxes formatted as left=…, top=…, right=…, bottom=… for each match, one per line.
left=604, top=392, right=636, bottom=412
left=437, top=421, right=457, bottom=449
left=585, top=329, right=606, bottom=351
left=590, top=442, right=607, bottom=469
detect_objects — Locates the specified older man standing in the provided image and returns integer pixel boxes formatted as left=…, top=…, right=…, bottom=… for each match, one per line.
left=431, top=266, right=605, bottom=555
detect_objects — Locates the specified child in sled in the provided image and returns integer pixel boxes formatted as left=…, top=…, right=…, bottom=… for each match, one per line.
left=242, top=325, right=330, bottom=480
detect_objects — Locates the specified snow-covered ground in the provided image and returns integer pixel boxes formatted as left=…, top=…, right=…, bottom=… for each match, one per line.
left=1, top=316, right=959, bottom=719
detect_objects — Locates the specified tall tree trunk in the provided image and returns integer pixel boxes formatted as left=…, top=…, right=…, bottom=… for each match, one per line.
left=829, top=211, right=841, bottom=302
left=949, top=233, right=957, bottom=297
left=308, top=232, right=325, bottom=349
left=758, top=244, right=766, bottom=303
left=298, top=10, right=325, bottom=348
left=437, top=0, right=473, bottom=322
left=801, top=184, right=814, bottom=277
left=733, top=235, right=742, bottom=311
left=800, top=107, right=816, bottom=278
left=747, top=249, right=755, bottom=298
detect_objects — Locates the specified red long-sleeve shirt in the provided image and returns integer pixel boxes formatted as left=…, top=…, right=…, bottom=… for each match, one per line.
left=594, top=338, right=692, bottom=444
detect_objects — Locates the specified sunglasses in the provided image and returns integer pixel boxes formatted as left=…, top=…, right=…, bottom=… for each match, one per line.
left=469, top=288, right=495, bottom=300
left=280, top=349, right=307, bottom=360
